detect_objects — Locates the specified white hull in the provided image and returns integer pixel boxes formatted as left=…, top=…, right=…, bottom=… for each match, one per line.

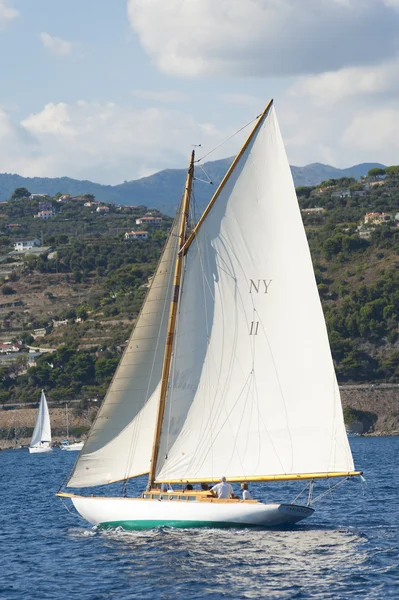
left=69, top=495, right=314, bottom=530
left=29, top=445, right=53, bottom=454
left=61, top=442, right=84, bottom=451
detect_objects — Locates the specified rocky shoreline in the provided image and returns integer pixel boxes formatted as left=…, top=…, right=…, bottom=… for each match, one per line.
left=340, top=385, right=399, bottom=436
left=0, top=385, right=398, bottom=450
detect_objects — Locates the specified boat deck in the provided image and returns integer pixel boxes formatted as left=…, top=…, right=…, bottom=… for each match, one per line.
left=58, top=490, right=259, bottom=504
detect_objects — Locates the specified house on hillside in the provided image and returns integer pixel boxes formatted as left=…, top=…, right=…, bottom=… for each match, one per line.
left=124, top=231, right=149, bottom=241
left=364, top=212, right=392, bottom=225
left=33, top=327, right=49, bottom=338
left=316, top=186, right=335, bottom=194
left=52, top=319, right=68, bottom=328
left=29, top=193, right=50, bottom=200
left=57, top=194, right=71, bottom=202
left=332, top=189, right=351, bottom=198
left=14, top=238, right=40, bottom=252
left=364, top=180, right=386, bottom=190
left=35, top=209, right=56, bottom=219
left=301, top=207, right=325, bottom=214
left=6, top=223, right=21, bottom=230
left=96, top=205, right=109, bottom=213
left=135, top=216, right=162, bottom=226
left=0, top=342, right=21, bottom=354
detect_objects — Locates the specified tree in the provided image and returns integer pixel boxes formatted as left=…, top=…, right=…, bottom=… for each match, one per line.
left=368, top=167, right=386, bottom=178
left=385, top=165, right=399, bottom=179
left=296, top=186, right=312, bottom=199
left=11, top=187, right=30, bottom=200
left=2, top=285, right=15, bottom=295
left=76, top=306, right=88, bottom=321
left=19, top=332, right=34, bottom=345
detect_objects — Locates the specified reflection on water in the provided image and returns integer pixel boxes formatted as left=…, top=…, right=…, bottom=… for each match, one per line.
left=64, top=524, right=394, bottom=600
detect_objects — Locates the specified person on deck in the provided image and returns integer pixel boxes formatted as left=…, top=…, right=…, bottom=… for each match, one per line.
left=210, top=476, right=234, bottom=499
left=241, top=482, right=252, bottom=500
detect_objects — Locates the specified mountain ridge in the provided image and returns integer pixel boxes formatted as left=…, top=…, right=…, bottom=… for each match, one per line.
left=0, top=160, right=385, bottom=215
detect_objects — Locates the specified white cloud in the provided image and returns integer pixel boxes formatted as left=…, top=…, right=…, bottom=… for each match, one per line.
left=0, top=0, right=18, bottom=24
left=40, top=32, right=72, bottom=56
left=21, top=102, right=74, bottom=135
left=0, top=101, right=234, bottom=183
left=342, top=107, right=399, bottom=156
left=278, top=57, right=399, bottom=167
left=130, top=89, right=188, bottom=103
left=127, top=0, right=399, bottom=77
left=290, top=60, right=399, bottom=107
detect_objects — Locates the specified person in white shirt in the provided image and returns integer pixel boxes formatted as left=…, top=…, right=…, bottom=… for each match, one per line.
left=210, top=476, right=234, bottom=499
left=241, top=482, right=252, bottom=500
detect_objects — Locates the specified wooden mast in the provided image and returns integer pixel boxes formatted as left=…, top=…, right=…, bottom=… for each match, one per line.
left=148, top=150, right=195, bottom=487
left=181, top=99, right=273, bottom=255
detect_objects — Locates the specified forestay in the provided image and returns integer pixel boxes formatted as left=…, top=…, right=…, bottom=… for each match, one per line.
left=30, top=390, right=51, bottom=447
left=67, top=207, right=182, bottom=488
left=155, top=105, right=354, bottom=483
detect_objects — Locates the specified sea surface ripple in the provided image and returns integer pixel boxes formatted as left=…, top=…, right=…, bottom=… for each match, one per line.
left=0, top=437, right=398, bottom=599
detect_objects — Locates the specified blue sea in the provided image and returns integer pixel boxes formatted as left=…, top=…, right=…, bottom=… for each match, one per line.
left=0, top=437, right=398, bottom=599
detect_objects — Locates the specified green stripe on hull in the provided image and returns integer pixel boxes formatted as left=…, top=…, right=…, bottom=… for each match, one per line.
left=99, top=520, right=257, bottom=530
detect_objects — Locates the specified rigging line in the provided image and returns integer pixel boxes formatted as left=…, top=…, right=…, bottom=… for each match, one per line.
left=291, top=482, right=310, bottom=504
left=163, top=248, right=185, bottom=465
left=122, top=207, right=182, bottom=484
left=195, top=114, right=261, bottom=164
left=251, top=368, right=287, bottom=475
left=186, top=233, right=258, bottom=475
left=257, top=317, right=295, bottom=472
left=222, top=370, right=255, bottom=478
left=161, top=182, right=197, bottom=477
left=178, top=213, right=216, bottom=479
left=195, top=163, right=213, bottom=185
left=310, top=477, right=349, bottom=505
left=122, top=250, right=175, bottom=482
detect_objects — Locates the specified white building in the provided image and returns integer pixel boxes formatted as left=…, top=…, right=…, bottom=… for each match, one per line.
left=332, top=189, right=351, bottom=198
left=29, top=193, right=50, bottom=200
left=35, top=209, right=56, bottom=219
left=14, top=238, right=40, bottom=252
left=135, top=216, right=162, bottom=226
left=124, top=231, right=149, bottom=240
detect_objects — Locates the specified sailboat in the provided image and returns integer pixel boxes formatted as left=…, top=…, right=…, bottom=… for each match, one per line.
left=58, top=100, right=361, bottom=529
left=29, top=389, right=52, bottom=454
left=60, top=403, right=84, bottom=451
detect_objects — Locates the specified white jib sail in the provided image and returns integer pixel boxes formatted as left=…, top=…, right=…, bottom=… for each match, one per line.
left=155, top=105, right=354, bottom=483
left=67, top=209, right=181, bottom=488
left=30, top=390, right=51, bottom=447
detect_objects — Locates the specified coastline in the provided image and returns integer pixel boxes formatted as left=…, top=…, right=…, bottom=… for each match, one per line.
left=1, top=385, right=398, bottom=450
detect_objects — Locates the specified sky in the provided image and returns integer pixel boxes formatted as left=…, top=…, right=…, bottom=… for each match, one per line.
left=0, top=0, right=398, bottom=184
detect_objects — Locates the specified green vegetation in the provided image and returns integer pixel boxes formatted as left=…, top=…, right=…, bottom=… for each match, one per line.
left=0, top=171, right=398, bottom=408
left=300, top=166, right=399, bottom=383
left=343, top=406, right=378, bottom=433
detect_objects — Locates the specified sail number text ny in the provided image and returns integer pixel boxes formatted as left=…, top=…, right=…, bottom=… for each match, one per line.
left=249, top=279, right=271, bottom=335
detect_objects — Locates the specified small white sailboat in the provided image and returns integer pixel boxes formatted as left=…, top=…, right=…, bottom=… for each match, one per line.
left=58, top=100, right=361, bottom=529
left=29, top=390, right=52, bottom=454
left=61, top=440, right=84, bottom=451
left=60, top=403, right=85, bottom=451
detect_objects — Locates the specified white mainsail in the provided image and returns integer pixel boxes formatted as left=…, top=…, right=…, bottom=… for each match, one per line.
left=155, top=104, right=354, bottom=483
left=67, top=207, right=182, bottom=487
left=30, top=390, right=51, bottom=447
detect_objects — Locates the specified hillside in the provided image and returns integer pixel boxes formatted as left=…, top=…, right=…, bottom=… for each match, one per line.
left=0, top=160, right=385, bottom=215
left=0, top=166, right=397, bottom=416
